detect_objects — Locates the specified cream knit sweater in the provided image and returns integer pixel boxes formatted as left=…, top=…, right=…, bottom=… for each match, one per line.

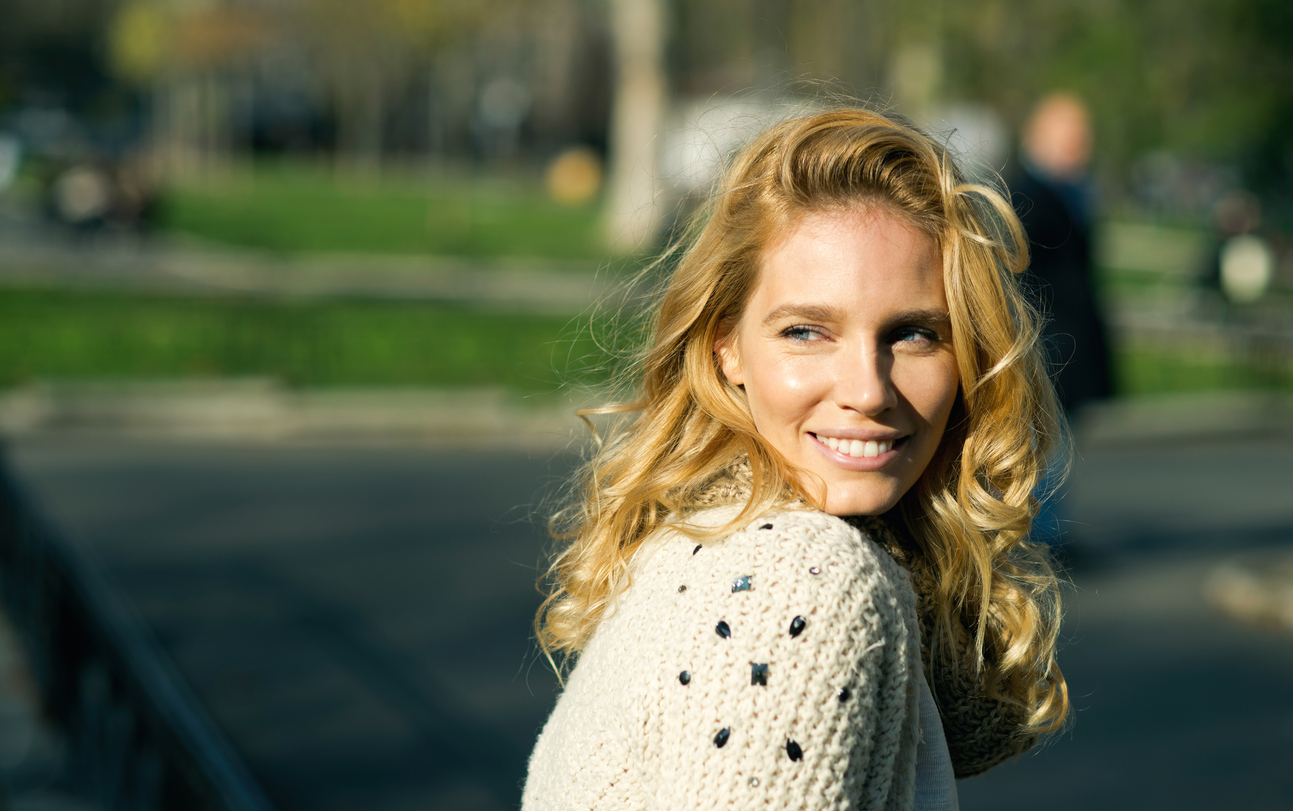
left=522, top=506, right=924, bottom=810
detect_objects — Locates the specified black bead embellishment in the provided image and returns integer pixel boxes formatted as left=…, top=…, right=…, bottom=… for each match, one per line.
left=750, top=663, right=768, bottom=685
left=789, top=616, right=806, bottom=637
left=714, top=727, right=731, bottom=748
left=679, top=670, right=691, bottom=685
left=808, top=566, right=821, bottom=575
left=678, top=585, right=687, bottom=593
left=731, top=575, right=752, bottom=593
left=786, top=738, right=803, bottom=761
left=716, top=620, right=731, bottom=639
left=838, top=686, right=851, bottom=702
left=693, top=544, right=702, bottom=555
left=759, top=523, right=773, bottom=530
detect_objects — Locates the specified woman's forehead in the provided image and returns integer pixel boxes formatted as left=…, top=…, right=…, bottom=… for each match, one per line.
left=760, top=200, right=942, bottom=263
left=742, top=207, right=946, bottom=323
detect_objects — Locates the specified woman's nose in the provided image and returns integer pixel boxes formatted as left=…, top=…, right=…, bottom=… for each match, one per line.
left=835, top=346, right=897, bottom=415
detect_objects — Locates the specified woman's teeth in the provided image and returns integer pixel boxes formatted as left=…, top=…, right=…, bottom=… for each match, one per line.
left=819, top=435, right=894, bottom=458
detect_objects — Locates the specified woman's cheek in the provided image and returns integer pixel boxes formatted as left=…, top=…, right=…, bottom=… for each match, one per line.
left=767, top=357, right=832, bottom=413
left=930, top=356, right=961, bottom=425
left=895, top=356, right=958, bottom=424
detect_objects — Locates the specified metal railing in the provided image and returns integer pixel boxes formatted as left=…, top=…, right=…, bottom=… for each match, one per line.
left=0, top=447, right=276, bottom=811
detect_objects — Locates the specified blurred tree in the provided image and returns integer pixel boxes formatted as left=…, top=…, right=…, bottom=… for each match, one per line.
left=109, top=1, right=271, bottom=178
left=603, top=0, right=669, bottom=252
left=665, top=0, right=1292, bottom=205
left=289, top=0, right=499, bottom=173
left=108, top=1, right=168, bottom=85
left=107, top=0, right=522, bottom=176
left=928, top=0, right=1293, bottom=190
left=1227, top=0, right=1293, bottom=201
left=15, top=0, right=1287, bottom=227
left=0, top=0, right=115, bottom=121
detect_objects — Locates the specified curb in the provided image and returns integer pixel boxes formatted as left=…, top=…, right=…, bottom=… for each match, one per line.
left=1078, top=390, right=1293, bottom=447
left=0, top=380, right=590, bottom=451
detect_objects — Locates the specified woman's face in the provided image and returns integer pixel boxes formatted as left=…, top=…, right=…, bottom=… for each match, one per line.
left=716, top=206, right=960, bottom=516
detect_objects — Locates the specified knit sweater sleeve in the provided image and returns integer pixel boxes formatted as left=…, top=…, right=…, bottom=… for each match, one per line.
left=523, top=507, right=923, bottom=810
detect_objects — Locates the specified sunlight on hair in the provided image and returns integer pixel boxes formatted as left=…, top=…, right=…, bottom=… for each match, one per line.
left=536, top=104, right=1070, bottom=735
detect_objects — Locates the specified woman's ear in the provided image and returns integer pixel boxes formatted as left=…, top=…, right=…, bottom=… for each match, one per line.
left=714, top=330, right=745, bottom=386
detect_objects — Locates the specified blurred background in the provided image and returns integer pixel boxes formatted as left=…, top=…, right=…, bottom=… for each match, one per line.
left=0, top=0, right=1290, bottom=809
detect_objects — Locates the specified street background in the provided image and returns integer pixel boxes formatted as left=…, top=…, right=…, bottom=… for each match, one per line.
left=3, top=425, right=1293, bottom=810
left=1, top=0, right=1292, bottom=808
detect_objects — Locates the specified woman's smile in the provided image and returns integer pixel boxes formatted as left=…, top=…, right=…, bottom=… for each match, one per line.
left=716, top=206, right=960, bottom=516
left=811, top=432, right=903, bottom=463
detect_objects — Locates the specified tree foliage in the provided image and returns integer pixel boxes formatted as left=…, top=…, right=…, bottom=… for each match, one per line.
left=935, top=0, right=1291, bottom=172
left=669, top=0, right=1290, bottom=185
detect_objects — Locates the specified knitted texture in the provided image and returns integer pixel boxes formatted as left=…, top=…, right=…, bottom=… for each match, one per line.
left=843, top=516, right=1038, bottom=778
left=522, top=506, right=922, bottom=810
left=698, top=459, right=1038, bottom=777
left=905, top=560, right=1037, bottom=778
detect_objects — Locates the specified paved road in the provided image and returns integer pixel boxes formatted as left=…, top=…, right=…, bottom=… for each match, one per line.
left=4, top=434, right=1293, bottom=810
left=4, top=438, right=572, bottom=811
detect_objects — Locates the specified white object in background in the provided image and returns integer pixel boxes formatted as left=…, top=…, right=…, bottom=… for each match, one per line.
left=659, top=97, right=780, bottom=196
left=54, top=165, right=111, bottom=224
left=1219, top=234, right=1275, bottom=304
left=924, top=102, right=1009, bottom=182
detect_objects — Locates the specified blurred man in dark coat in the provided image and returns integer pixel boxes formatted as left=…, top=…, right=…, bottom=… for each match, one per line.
left=1010, top=94, right=1114, bottom=416
left=1010, top=94, right=1114, bottom=552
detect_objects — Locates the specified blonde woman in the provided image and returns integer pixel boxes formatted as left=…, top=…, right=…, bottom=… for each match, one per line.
left=524, top=108, right=1068, bottom=810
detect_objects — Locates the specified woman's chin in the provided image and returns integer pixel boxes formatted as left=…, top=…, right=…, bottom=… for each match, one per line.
left=820, top=483, right=902, bottom=517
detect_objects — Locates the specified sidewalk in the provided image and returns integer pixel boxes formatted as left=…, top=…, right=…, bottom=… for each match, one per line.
left=0, top=380, right=590, bottom=451
left=1078, top=389, right=1293, bottom=446
left=0, top=229, right=620, bottom=314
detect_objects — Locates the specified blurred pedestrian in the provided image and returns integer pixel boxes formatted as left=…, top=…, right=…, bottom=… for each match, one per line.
left=1009, top=93, right=1114, bottom=551
left=525, top=107, right=1068, bottom=808
left=1010, top=93, right=1114, bottom=415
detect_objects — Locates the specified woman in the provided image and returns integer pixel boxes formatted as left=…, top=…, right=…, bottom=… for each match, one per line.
left=524, top=108, right=1069, bottom=809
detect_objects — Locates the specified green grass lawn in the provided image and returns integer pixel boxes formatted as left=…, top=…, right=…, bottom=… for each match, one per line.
left=156, top=163, right=607, bottom=261
left=0, top=288, right=611, bottom=392
left=1115, top=345, right=1291, bottom=396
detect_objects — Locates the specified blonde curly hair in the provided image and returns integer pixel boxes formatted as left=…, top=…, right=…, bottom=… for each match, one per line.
left=538, top=107, right=1069, bottom=733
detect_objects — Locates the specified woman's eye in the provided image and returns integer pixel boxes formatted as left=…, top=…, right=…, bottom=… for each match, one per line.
left=893, top=326, right=939, bottom=345
left=780, top=325, right=824, bottom=342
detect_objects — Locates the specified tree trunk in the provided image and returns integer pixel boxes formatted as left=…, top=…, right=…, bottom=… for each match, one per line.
left=335, top=59, right=386, bottom=177
left=602, top=0, right=668, bottom=253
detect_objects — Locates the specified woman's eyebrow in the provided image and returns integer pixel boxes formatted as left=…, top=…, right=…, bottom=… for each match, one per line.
left=763, top=305, right=951, bottom=325
left=889, top=308, right=952, bottom=325
left=762, top=303, right=847, bottom=324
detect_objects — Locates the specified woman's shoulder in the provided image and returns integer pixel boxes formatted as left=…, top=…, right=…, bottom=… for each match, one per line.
left=601, top=505, right=922, bottom=680
left=564, top=505, right=922, bottom=808
left=631, top=505, right=917, bottom=610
